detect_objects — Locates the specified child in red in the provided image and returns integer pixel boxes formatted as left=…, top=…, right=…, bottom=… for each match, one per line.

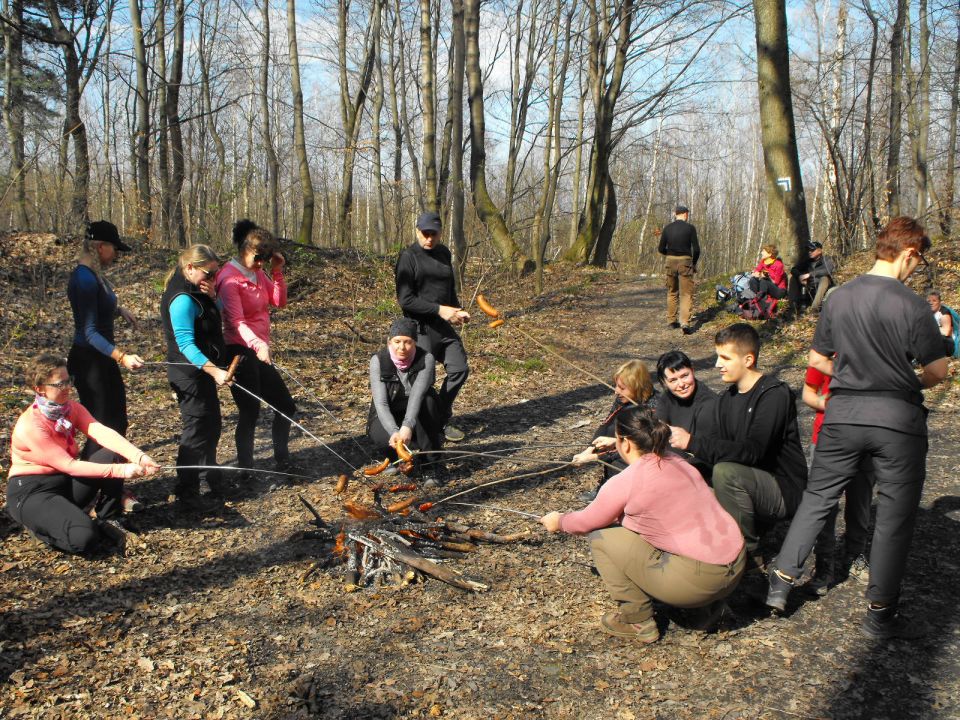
left=801, top=365, right=874, bottom=593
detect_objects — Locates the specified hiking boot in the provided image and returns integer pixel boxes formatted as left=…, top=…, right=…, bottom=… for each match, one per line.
left=422, top=462, right=447, bottom=489
left=846, top=553, right=870, bottom=584
left=765, top=567, right=794, bottom=613
left=173, top=490, right=222, bottom=514
left=668, top=321, right=681, bottom=329
left=600, top=612, right=659, bottom=643
left=861, top=604, right=927, bottom=641
left=688, top=600, right=730, bottom=633
left=682, top=325, right=696, bottom=335
left=444, top=424, right=466, bottom=443
left=805, top=553, right=835, bottom=597
left=121, top=489, right=144, bottom=513
left=97, top=518, right=127, bottom=555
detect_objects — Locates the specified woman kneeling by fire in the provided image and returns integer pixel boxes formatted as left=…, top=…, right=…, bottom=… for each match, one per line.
left=367, top=318, right=446, bottom=486
left=541, top=406, right=745, bottom=642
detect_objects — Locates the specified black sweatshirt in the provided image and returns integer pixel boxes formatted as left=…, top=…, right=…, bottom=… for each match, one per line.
left=395, top=242, right=460, bottom=324
left=688, top=375, right=807, bottom=513
left=658, top=219, right=701, bottom=267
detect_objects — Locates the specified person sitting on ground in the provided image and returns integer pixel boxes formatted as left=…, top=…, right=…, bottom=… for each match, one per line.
left=6, top=353, right=160, bottom=555
left=667, top=323, right=808, bottom=574
left=788, top=241, right=835, bottom=315
left=654, top=350, right=718, bottom=479
left=752, top=244, right=787, bottom=293
left=927, top=290, right=955, bottom=357
left=571, top=360, right=655, bottom=502
left=541, top=407, right=746, bottom=643
left=800, top=364, right=874, bottom=596
left=368, top=318, right=445, bottom=486
left=160, top=244, right=233, bottom=510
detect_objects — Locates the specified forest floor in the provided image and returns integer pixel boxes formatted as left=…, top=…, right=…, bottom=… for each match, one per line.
left=1, top=232, right=959, bottom=720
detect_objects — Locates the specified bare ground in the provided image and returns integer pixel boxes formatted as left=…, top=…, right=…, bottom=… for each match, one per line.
left=1, top=235, right=959, bottom=719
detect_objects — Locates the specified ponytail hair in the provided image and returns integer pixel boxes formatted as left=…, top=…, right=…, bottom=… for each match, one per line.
left=614, top=406, right=671, bottom=457
left=232, top=219, right=260, bottom=250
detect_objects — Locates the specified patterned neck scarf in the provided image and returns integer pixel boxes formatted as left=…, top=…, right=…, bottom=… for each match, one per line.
left=34, top=395, right=73, bottom=434
left=389, top=346, right=414, bottom=372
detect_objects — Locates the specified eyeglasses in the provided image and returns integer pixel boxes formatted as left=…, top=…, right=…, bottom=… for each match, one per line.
left=198, top=267, right=216, bottom=278
left=44, top=379, right=73, bottom=389
left=916, top=252, right=931, bottom=273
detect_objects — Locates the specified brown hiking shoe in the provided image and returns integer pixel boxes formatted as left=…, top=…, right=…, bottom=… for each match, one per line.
left=600, top=612, right=659, bottom=643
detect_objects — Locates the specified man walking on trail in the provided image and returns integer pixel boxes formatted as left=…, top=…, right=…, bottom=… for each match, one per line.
left=395, top=211, right=470, bottom=443
left=658, top=204, right=700, bottom=335
left=766, top=217, right=948, bottom=641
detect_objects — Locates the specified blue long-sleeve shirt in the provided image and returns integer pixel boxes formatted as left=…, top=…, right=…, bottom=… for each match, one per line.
left=68, top=265, right=117, bottom=356
left=169, top=294, right=213, bottom=369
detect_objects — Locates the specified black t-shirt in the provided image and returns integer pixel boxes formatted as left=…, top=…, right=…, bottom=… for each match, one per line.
left=812, top=274, right=945, bottom=435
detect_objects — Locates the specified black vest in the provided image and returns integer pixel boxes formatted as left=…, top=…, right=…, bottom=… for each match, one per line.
left=160, top=269, right=226, bottom=380
left=367, top=346, right=428, bottom=428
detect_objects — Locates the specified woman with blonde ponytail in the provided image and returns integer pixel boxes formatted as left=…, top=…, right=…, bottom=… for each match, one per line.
left=541, top=407, right=746, bottom=643
left=160, top=244, right=230, bottom=509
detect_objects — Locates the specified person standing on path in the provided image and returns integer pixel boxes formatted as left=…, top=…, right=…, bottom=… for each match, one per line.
left=765, top=217, right=948, bottom=641
left=395, top=211, right=470, bottom=442
left=658, top=205, right=700, bottom=334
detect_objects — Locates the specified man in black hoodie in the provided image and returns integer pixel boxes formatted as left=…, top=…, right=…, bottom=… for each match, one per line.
left=668, top=324, right=807, bottom=571
left=395, top=211, right=470, bottom=441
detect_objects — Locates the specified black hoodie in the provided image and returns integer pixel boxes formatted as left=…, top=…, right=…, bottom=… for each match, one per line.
left=688, top=375, right=807, bottom=513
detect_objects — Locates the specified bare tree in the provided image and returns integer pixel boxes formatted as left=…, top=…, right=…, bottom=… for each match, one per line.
left=288, top=0, right=315, bottom=244
left=129, top=0, right=152, bottom=238
left=260, top=0, right=280, bottom=232
left=885, top=0, right=907, bottom=217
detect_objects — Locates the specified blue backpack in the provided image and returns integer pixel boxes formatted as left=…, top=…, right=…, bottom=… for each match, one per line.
left=942, top=305, right=960, bottom=358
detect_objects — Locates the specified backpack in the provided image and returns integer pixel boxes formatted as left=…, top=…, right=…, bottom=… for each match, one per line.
left=942, top=305, right=960, bottom=358
left=737, top=294, right=778, bottom=320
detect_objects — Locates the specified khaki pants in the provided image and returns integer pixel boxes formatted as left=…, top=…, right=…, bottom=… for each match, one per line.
left=664, top=255, right=695, bottom=326
left=590, top=526, right=745, bottom=624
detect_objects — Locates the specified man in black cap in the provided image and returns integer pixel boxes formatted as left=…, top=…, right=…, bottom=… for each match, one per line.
left=395, top=211, right=470, bottom=442
left=658, top=205, right=700, bottom=334
left=787, top=241, right=835, bottom=315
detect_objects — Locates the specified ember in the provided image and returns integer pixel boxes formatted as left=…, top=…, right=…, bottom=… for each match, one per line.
left=297, top=494, right=531, bottom=592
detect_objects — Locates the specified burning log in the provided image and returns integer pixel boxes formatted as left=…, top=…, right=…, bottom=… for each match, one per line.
left=299, top=493, right=531, bottom=593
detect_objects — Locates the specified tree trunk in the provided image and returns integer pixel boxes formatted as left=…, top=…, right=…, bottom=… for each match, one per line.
left=130, top=0, right=152, bottom=238
left=590, top=174, right=617, bottom=267
left=752, top=0, right=811, bottom=260
left=448, top=0, right=467, bottom=285
left=2, top=0, right=29, bottom=227
left=885, top=0, right=907, bottom=218
left=420, top=0, right=438, bottom=212
left=198, top=0, right=226, bottom=236
left=940, top=16, right=959, bottom=237
left=164, top=0, right=187, bottom=247
left=372, top=40, right=387, bottom=251
left=906, top=0, right=930, bottom=218
left=463, top=0, right=531, bottom=274
left=288, top=0, right=315, bottom=244
left=261, top=0, right=280, bottom=232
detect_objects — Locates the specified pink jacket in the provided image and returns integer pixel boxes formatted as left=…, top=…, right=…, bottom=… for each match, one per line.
left=216, top=260, right=287, bottom=351
left=9, top=402, right=142, bottom=479
left=560, top=453, right=744, bottom=565
left=754, top=258, right=787, bottom=290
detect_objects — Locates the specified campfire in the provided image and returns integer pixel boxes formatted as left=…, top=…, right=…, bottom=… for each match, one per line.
left=297, top=486, right=532, bottom=592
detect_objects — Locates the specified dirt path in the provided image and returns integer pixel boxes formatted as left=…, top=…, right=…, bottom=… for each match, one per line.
left=2, top=271, right=958, bottom=720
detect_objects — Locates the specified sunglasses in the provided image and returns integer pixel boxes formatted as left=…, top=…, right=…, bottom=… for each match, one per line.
left=44, top=379, right=73, bottom=390
left=254, top=252, right=273, bottom=262
left=917, top=252, right=930, bottom=270
left=194, top=266, right=217, bottom=278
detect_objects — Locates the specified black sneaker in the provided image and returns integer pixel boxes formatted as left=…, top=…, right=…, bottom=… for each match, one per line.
left=861, top=604, right=927, bottom=641
left=682, top=325, right=696, bottom=335
left=668, top=322, right=681, bottom=329
left=765, top=567, right=794, bottom=613
left=97, top=519, right=127, bottom=555
left=805, top=554, right=835, bottom=597
left=173, top=490, right=222, bottom=514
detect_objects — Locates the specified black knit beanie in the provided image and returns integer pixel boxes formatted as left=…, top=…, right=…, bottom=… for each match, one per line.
left=388, top=318, right=419, bottom=340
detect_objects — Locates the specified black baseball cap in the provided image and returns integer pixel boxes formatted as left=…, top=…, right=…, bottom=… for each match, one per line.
left=416, top=211, right=442, bottom=234
left=806, top=241, right=823, bottom=251
left=675, top=204, right=689, bottom=215
left=87, top=220, right=132, bottom=251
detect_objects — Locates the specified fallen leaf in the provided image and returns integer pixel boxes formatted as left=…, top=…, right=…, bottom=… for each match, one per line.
left=236, top=690, right=256, bottom=709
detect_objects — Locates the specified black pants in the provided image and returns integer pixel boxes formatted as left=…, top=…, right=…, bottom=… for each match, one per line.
left=226, top=345, right=296, bottom=467
left=775, top=424, right=926, bottom=606
left=813, top=452, right=874, bottom=558
left=68, top=345, right=127, bottom=457
left=417, top=322, right=469, bottom=423
left=367, top=390, right=444, bottom=458
left=6, top=447, right=123, bottom=554
left=170, top=370, right=223, bottom=494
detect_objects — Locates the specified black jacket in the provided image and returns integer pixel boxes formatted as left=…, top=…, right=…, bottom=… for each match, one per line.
left=395, top=243, right=460, bottom=327
left=366, top=346, right=430, bottom=430
left=658, top=220, right=700, bottom=266
left=688, top=375, right=807, bottom=513
left=160, top=269, right=226, bottom=382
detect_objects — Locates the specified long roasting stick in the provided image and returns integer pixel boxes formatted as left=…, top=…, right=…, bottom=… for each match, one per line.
left=430, top=462, right=575, bottom=508
left=446, top=502, right=541, bottom=519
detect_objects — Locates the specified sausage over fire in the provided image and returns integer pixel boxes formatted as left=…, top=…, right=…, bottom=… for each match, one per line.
left=334, top=474, right=349, bottom=494
left=395, top=440, right=413, bottom=462
left=476, top=294, right=500, bottom=319
left=363, top=458, right=391, bottom=476
left=488, top=319, right=504, bottom=329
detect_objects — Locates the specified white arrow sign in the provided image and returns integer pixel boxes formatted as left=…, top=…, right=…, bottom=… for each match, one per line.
left=777, top=176, right=792, bottom=192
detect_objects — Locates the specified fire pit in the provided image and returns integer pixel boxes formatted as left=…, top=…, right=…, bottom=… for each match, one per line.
left=297, top=489, right=532, bottom=592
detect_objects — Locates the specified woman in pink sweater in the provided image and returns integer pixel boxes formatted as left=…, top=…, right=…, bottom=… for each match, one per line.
left=541, top=407, right=745, bottom=642
left=6, top=354, right=160, bottom=554
left=216, top=220, right=296, bottom=473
